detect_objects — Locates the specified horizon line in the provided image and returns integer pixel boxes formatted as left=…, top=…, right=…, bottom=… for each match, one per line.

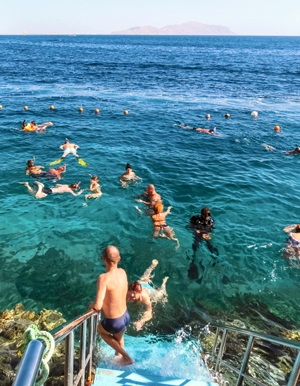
left=1, top=34, right=300, bottom=37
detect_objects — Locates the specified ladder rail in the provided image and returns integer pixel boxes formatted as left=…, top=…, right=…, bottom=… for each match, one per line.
left=208, top=323, right=300, bottom=386
left=13, top=311, right=100, bottom=386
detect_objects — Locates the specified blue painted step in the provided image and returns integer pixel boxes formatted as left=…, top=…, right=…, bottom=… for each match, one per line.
left=93, top=368, right=219, bottom=386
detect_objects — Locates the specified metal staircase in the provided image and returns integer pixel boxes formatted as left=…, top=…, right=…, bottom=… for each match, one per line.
left=11, top=311, right=300, bottom=386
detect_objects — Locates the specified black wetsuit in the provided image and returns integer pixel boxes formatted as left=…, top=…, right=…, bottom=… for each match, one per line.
left=189, top=216, right=218, bottom=256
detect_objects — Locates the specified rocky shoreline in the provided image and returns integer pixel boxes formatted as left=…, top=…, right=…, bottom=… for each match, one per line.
left=0, top=304, right=71, bottom=386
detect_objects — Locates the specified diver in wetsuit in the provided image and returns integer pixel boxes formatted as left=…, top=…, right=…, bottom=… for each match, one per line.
left=189, top=207, right=218, bottom=257
left=187, top=207, right=218, bottom=283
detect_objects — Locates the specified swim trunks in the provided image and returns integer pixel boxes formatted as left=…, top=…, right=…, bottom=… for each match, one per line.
left=30, top=172, right=47, bottom=179
left=140, top=282, right=155, bottom=296
left=101, top=309, right=130, bottom=334
left=288, top=233, right=300, bottom=250
left=64, top=148, right=76, bottom=154
left=42, top=188, right=53, bottom=196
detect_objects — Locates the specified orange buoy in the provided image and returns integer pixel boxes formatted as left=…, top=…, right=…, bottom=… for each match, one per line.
left=206, top=114, right=210, bottom=119
left=124, top=110, right=128, bottom=115
left=0, top=105, right=2, bottom=109
left=95, top=109, right=99, bottom=114
left=79, top=107, right=83, bottom=113
left=50, top=105, right=54, bottom=110
left=225, top=113, right=230, bottom=118
left=24, top=106, right=28, bottom=110
left=274, top=126, right=280, bottom=131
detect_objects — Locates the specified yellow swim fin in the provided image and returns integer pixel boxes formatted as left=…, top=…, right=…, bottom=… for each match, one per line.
left=50, top=158, right=63, bottom=165
left=78, top=158, right=89, bottom=166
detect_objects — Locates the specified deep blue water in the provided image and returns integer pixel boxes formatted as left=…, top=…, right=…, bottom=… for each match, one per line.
left=1, top=35, right=300, bottom=337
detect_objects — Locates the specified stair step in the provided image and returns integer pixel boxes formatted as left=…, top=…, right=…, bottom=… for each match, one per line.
left=93, top=368, right=218, bottom=386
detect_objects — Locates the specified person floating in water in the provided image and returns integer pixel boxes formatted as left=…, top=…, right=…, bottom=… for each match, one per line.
left=283, top=224, right=300, bottom=259
left=19, top=181, right=84, bottom=199
left=22, top=120, right=53, bottom=132
left=89, top=246, right=133, bottom=366
left=119, top=163, right=141, bottom=188
left=50, top=139, right=88, bottom=166
left=262, top=144, right=300, bottom=155
left=26, top=160, right=46, bottom=177
left=26, top=159, right=66, bottom=180
left=127, top=259, right=168, bottom=330
left=136, top=184, right=162, bottom=210
left=85, top=175, right=102, bottom=202
left=180, top=124, right=216, bottom=135
left=135, top=203, right=180, bottom=250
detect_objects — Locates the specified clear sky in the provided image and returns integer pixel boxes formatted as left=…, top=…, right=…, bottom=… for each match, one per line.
left=1, top=0, right=299, bottom=36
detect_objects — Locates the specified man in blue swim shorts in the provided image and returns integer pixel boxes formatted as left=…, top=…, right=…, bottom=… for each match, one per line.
left=89, top=246, right=133, bottom=366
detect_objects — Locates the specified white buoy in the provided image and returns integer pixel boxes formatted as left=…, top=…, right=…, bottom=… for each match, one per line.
left=251, top=111, right=258, bottom=117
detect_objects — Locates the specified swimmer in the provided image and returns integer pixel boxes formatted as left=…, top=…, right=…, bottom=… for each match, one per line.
left=127, top=259, right=168, bottom=330
left=283, top=224, right=300, bottom=259
left=180, top=124, right=216, bottom=135
left=135, top=184, right=162, bottom=209
left=60, top=139, right=80, bottom=159
left=26, top=160, right=46, bottom=177
left=135, top=203, right=180, bottom=250
left=47, top=165, right=66, bottom=180
left=26, top=160, right=66, bottom=180
left=22, top=120, right=53, bottom=132
left=262, top=144, right=300, bottom=155
left=85, top=175, right=102, bottom=202
left=19, top=181, right=84, bottom=199
left=51, top=139, right=88, bottom=166
left=119, top=163, right=141, bottom=188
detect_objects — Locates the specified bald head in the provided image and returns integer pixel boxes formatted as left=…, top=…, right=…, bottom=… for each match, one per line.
left=146, top=184, right=155, bottom=194
left=103, top=246, right=120, bottom=265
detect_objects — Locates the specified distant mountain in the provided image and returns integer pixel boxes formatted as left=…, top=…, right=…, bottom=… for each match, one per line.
left=111, top=21, right=236, bottom=36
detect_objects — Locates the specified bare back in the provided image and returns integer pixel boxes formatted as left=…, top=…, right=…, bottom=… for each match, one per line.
left=101, top=268, right=128, bottom=318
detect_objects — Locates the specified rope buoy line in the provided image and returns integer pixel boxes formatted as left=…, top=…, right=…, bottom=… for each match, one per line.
left=23, top=324, right=55, bottom=386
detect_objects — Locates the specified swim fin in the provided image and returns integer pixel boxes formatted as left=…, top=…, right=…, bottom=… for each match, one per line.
left=50, top=158, right=63, bottom=165
left=78, top=158, right=89, bottom=166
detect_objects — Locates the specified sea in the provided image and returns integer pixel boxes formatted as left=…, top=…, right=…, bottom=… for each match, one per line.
left=1, top=35, right=300, bottom=376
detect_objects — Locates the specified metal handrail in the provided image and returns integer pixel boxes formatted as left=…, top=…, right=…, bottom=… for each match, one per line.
left=13, top=310, right=100, bottom=386
left=208, top=323, right=300, bottom=386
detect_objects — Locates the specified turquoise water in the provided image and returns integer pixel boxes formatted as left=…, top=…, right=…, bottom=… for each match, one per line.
left=96, top=330, right=212, bottom=381
left=1, top=36, right=300, bottom=339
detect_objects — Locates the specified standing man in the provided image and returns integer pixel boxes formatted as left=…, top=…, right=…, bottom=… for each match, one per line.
left=89, top=246, right=133, bottom=366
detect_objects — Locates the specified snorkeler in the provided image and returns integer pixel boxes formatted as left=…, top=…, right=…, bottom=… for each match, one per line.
left=127, top=259, right=168, bottom=330
left=26, top=159, right=66, bottom=180
left=135, top=203, right=180, bottom=250
left=262, top=144, right=300, bottom=155
left=26, top=160, right=46, bottom=177
left=119, top=163, right=141, bottom=188
left=50, top=139, right=88, bottom=166
left=135, top=184, right=162, bottom=210
left=22, top=120, right=53, bottom=132
left=85, top=175, right=102, bottom=202
left=180, top=124, right=216, bottom=135
left=19, top=181, right=84, bottom=199
left=283, top=224, right=300, bottom=259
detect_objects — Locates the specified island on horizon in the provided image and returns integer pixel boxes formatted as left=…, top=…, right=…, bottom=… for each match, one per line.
left=111, top=21, right=236, bottom=36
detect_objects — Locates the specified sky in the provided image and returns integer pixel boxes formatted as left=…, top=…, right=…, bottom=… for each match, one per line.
left=0, top=0, right=300, bottom=36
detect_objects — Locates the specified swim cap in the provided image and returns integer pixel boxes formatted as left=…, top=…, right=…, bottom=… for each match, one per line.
left=57, top=166, right=65, bottom=172
left=155, top=204, right=164, bottom=213
left=126, top=163, right=132, bottom=169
